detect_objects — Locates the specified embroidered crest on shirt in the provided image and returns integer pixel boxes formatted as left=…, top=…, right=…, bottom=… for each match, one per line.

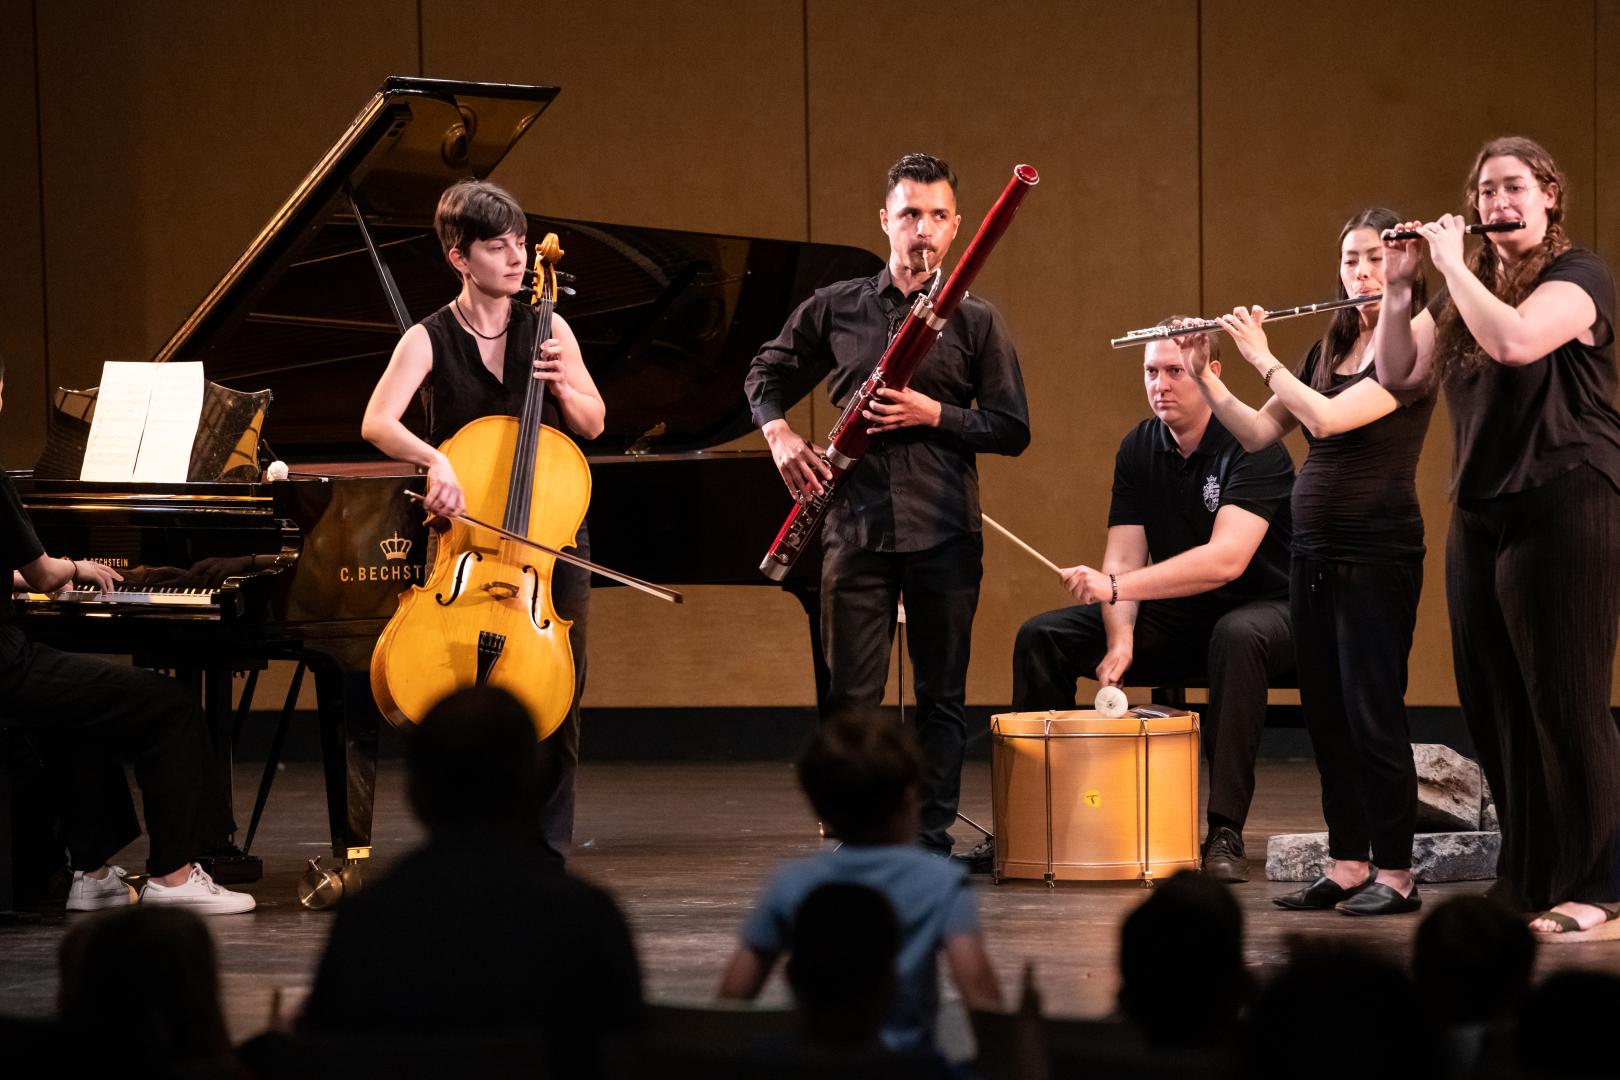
left=1202, top=475, right=1221, bottom=512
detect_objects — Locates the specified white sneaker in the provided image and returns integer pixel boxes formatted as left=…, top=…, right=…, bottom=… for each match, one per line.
left=139, top=864, right=256, bottom=915
left=66, top=865, right=137, bottom=911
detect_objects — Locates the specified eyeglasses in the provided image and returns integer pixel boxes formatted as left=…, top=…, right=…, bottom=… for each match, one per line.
left=1476, top=181, right=1539, bottom=206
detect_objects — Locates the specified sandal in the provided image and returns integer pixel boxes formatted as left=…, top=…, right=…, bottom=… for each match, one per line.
left=1529, top=902, right=1620, bottom=944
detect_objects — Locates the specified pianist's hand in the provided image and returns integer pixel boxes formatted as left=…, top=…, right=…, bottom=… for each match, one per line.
left=763, top=419, right=833, bottom=500
left=69, top=558, right=122, bottom=593
left=424, top=455, right=467, bottom=519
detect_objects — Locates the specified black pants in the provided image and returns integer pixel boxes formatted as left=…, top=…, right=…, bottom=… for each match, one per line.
left=1448, top=465, right=1620, bottom=909
left=0, top=625, right=230, bottom=876
left=1012, top=597, right=1293, bottom=833
left=539, top=525, right=589, bottom=852
left=821, top=532, right=982, bottom=853
left=1292, top=558, right=1421, bottom=870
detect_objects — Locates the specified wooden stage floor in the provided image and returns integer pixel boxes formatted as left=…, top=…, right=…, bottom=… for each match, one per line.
left=3, top=757, right=1618, bottom=1051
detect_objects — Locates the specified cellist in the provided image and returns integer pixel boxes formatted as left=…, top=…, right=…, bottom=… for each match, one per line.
left=362, top=179, right=606, bottom=859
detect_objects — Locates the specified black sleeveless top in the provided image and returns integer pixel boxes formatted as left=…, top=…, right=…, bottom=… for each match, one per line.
left=420, top=301, right=564, bottom=445
left=1290, top=342, right=1434, bottom=564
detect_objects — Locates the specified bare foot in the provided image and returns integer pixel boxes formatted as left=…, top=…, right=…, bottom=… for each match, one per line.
left=1375, top=869, right=1414, bottom=898
left=1326, top=859, right=1370, bottom=890
left=1530, top=901, right=1610, bottom=933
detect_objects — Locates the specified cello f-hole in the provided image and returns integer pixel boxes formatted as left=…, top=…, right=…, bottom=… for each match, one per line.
left=435, top=550, right=483, bottom=606
left=521, top=562, right=552, bottom=630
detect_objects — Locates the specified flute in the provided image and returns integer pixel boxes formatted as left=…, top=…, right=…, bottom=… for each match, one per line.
left=1380, top=220, right=1525, bottom=241
left=1110, top=294, right=1380, bottom=349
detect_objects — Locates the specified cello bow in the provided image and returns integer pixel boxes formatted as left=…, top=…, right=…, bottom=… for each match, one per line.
left=406, top=490, right=683, bottom=604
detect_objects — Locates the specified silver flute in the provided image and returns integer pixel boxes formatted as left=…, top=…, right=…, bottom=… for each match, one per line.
left=1109, top=294, right=1382, bottom=349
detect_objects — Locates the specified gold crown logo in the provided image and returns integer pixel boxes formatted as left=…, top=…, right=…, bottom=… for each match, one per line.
left=379, top=533, right=413, bottom=561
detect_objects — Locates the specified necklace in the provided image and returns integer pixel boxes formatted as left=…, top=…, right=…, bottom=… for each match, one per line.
left=454, top=298, right=510, bottom=341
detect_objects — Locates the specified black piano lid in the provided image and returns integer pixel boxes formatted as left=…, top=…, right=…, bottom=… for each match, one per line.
left=155, top=75, right=882, bottom=461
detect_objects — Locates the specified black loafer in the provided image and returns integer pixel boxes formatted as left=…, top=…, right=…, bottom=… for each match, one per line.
left=1337, top=882, right=1422, bottom=916
left=952, top=836, right=995, bottom=874
left=1200, top=826, right=1249, bottom=883
left=1273, top=869, right=1376, bottom=910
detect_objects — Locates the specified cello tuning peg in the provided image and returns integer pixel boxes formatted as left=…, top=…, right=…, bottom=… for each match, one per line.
left=559, top=286, right=577, bottom=297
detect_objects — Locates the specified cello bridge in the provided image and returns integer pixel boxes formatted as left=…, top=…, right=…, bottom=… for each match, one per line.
left=481, top=580, right=521, bottom=600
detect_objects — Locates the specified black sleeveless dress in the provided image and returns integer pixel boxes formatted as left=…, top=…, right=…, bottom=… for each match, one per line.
left=418, top=299, right=589, bottom=852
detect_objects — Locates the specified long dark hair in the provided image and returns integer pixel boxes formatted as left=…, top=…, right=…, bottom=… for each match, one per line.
left=1303, top=207, right=1426, bottom=391
left=1433, top=136, right=1571, bottom=380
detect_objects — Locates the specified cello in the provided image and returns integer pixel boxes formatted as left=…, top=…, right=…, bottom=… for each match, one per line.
left=370, top=235, right=589, bottom=740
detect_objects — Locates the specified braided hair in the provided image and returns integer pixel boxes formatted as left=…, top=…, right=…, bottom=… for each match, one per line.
left=1433, top=136, right=1572, bottom=380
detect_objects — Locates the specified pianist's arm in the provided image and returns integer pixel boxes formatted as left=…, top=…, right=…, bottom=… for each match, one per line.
left=15, top=553, right=122, bottom=594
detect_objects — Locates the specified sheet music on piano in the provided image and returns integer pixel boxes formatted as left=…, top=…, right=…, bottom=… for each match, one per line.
left=80, top=361, right=205, bottom=482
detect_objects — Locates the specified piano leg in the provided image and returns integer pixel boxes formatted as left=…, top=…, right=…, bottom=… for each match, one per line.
left=197, top=666, right=263, bottom=884
left=307, top=651, right=379, bottom=866
left=784, top=581, right=831, bottom=714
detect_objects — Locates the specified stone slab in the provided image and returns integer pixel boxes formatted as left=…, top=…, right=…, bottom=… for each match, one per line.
left=1266, top=830, right=1501, bottom=884
left=1413, top=743, right=1486, bottom=832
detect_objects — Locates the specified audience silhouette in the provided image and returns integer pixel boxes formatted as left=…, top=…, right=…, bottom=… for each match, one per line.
left=294, top=686, right=642, bottom=1078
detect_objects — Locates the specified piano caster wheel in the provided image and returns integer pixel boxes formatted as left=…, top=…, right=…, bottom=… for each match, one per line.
left=297, top=857, right=345, bottom=910
left=296, top=856, right=367, bottom=910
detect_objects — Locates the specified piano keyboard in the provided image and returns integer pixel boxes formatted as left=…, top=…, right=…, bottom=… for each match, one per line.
left=17, top=585, right=218, bottom=608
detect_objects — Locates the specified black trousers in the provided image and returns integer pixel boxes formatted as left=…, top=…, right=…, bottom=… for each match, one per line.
left=0, top=625, right=230, bottom=876
left=1012, top=597, right=1293, bottom=833
left=538, top=525, right=589, bottom=852
left=1448, top=465, right=1620, bottom=909
left=1292, top=557, right=1421, bottom=870
left=821, top=532, right=982, bottom=853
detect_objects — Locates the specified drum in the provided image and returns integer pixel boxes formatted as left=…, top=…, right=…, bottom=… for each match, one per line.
left=989, top=709, right=1200, bottom=884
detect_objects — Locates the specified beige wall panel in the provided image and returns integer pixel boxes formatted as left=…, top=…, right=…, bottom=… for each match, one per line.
left=0, top=0, right=45, bottom=465
left=1202, top=0, right=1597, bottom=705
left=808, top=2, right=1201, bottom=705
left=34, top=1, right=418, bottom=396
left=421, top=0, right=807, bottom=237
left=421, top=1, right=812, bottom=706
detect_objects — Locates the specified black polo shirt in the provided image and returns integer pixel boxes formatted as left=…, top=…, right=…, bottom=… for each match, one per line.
left=1108, top=415, right=1293, bottom=614
left=0, top=469, right=45, bottom=627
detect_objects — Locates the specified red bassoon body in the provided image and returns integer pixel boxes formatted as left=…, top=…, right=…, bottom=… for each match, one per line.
left=759, top=163, right=1040, bottom=581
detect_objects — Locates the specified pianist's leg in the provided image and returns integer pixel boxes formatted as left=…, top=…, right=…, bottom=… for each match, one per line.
left=0, top=626, right=216, bottom=879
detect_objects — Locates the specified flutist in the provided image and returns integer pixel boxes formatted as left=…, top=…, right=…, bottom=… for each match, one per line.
left=744, top=153, right=1030, bottom=857
left=1192, top=209, right=1435, bottom=916
left=1376, top=137, right=1620, bottom=940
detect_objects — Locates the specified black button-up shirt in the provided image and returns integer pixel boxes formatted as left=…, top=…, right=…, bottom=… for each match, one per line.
left=0, top=469, right=45, bottom=628
left=1108, top=415, right=1293, bottom=614
left=746, top=267, right=1030, bottom=553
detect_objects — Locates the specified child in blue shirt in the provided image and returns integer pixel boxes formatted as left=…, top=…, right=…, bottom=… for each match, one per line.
left=718, top=720, right=1003, bottom=1052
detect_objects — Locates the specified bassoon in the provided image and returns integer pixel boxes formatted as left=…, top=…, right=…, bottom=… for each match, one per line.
left=759, top=163, right=1040, bottom=581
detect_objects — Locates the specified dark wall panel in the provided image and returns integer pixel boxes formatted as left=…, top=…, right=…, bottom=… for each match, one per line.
left=33, top=1, right=418, bottom=396
left=0, top=0, right=45, bottom=464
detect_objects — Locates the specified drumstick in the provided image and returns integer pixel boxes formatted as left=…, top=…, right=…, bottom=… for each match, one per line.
left=981, top=513, right=1064, bottom=575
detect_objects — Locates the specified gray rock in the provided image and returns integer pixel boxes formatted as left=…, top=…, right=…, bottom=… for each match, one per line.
left=1265, top=832, right=1331, bottom=882
left=1266, top=831, right=1501, bottom=883
left=1413, top=743, right=1485, bottom=832
left=1480, top=778, right=1498, bottom=831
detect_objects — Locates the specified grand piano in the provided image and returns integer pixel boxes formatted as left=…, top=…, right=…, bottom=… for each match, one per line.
left=11, top=76, right=880, bottom=883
